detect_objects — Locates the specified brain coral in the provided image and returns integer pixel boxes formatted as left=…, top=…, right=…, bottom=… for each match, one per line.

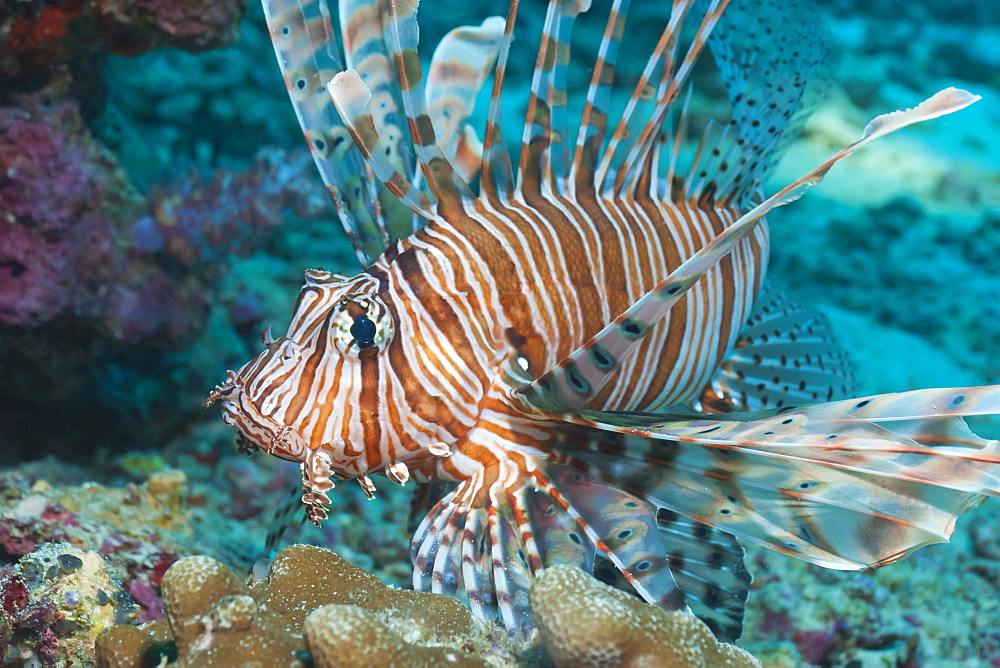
left=95, top=544, right=496, bottom=667
left=529, top=565, right=761, bottom=668
left=95, top=544, right=762, bottom=667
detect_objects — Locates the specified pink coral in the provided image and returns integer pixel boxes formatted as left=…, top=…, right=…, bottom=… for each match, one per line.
left=0, top=96, right=136, bottom=327
left=0, top=80, right=327, bottom=344
left=134, top=0, right=245, bottom=41
left=0, top=120, right=97, bottom=230
left=93, top=0, right=245, bottom=55
left=0, top=219, right=74, bottom=325
left=0, top=114, right=111, bottom=325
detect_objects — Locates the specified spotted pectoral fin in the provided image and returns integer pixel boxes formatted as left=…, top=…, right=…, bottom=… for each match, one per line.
left=559, top=385, right=1000, bottom=571
left=699, top=283, right=856, bottom=413
left=544, top=462, right=687, bottom=611
left=539, top=459, right=750, bottom=641
left=515, top=88, right=980, bottom=415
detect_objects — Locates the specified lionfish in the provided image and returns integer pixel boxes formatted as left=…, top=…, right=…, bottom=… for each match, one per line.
left=205, top=0, right=997, bottom=641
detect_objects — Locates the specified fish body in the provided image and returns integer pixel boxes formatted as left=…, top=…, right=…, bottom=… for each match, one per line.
left=207, top=0, right=998, bottom=640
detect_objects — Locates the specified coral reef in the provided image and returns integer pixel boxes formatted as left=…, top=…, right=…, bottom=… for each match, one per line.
left=0, top=83, right=145, bottom=328
left=0, top=468, right=190, bottom=622
left=0, top=77, right=326, bottom=340
left=0, top=439, right=417, bottom=619
left=530, top=565, right=759, bottom=668
left=93, top=545, right=763, bottom=667
left=0, top=543, right=137, bottom=666
left=94, top=544, right=512, bottom=666
left=0, top=0, right=997, bottom=665
left=0, top=70, right=335, bottom=461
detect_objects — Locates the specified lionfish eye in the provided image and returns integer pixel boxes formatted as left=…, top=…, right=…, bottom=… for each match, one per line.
left=331, top=292, right=393, bottom=355
left=350, top=315, right=377, bottom=349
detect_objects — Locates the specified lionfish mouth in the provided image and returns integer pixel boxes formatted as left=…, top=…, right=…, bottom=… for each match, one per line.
left=204, top=371, right=308, bottom=462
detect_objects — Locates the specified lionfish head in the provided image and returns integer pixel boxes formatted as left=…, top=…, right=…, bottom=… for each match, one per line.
left=206, top=268, right=393, bottom=478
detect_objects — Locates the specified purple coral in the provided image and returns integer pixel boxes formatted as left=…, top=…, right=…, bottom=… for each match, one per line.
left=0, top=120, right=96, bottom=231
left=0, top=110, right=121, bottom=326
left=794, top=629, right=838, bottom=664
left=131, top=0, right=246, bottom=43
left=0, top=83, right=328, bottom=343
left=139, top=147, right=329, bottom=267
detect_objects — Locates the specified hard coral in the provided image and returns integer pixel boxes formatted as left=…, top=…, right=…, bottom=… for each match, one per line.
left=96, top=544, right=493, bottom=667
left=97, top=545, right=765, bottom=667
left=304, top=604, right=483, bottom=667
left=529, top=564, right=760, bottom=668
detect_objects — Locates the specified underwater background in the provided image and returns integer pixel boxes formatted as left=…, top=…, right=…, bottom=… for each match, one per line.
left=0, top=0, right=998, bottom=664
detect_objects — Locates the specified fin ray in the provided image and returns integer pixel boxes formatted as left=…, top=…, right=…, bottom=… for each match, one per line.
left=384, top=0, right=475, bottom=219
left=515, top=88, right=980, bottom=414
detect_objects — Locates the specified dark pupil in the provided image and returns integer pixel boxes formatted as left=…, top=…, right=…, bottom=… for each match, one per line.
left=350, top=316, right=377, bottom=349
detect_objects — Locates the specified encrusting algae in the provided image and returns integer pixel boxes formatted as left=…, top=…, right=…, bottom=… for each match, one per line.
left=94, top=544, right=761, bottom=667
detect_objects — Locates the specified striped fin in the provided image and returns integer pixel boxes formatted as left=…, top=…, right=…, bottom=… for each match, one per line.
left=425, top=17, right=505, bottom=183
left=699, top=283, right=855, bottom=413
left=411, top=488, right=464, bottom=596
left=517, top=0, right=591, bottom=196
left=383, top=0, right=475, bottom=220
left=558, top=435, right=974, bottom=570
left=479, top=1, right=520, bottom=203
left=545, top=462, right=688, bottom=611
left=340, top=0, right=413, bottom=180
left=626, top=0, right=821, bottom=205
left=559, top=386, right=1000, bottom=570
left=570, top=0, right=633, bottom=198
left=412, top=458, right=707, bottom=634
left=411, top=471, right=538, bottom=634
left=263, top=0, right=391, bottom=265
left=597, top=0, right=724, bottom=195
left=580, top=502, right=752, bottom=643
left=656, top=510, right=751, bottom=642
left=328, top=69, right=436, bottom=218
left=577, top=387, right=1000, bottom=495
left=525, top=480, right=597, bottom=571
left=338, top=0, right=424, bottom=242
left=514, top=88, right=980, bottom=414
